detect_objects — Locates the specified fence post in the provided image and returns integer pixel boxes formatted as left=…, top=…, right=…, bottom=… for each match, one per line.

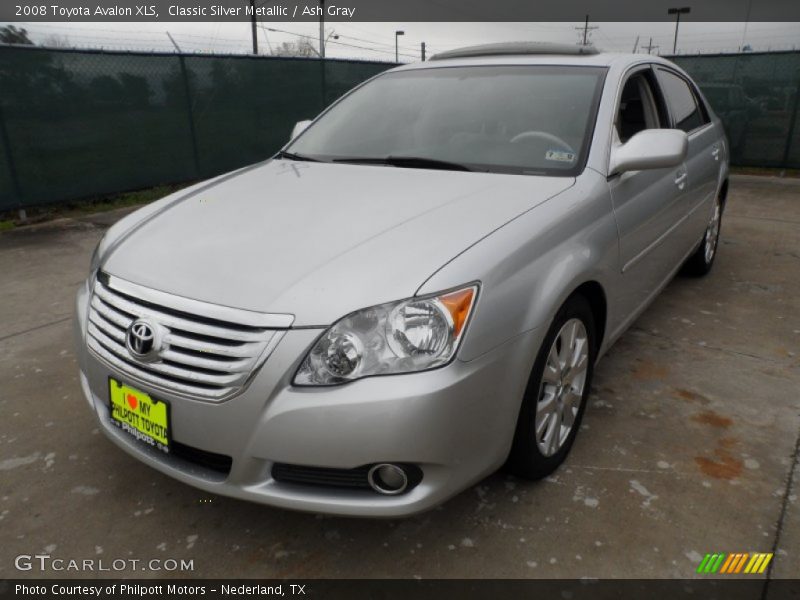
left=780, top=73, right=800, bottom=171
left=178, top=54, right=202, bottom=179
left=0, top=101, right=23, bottom=209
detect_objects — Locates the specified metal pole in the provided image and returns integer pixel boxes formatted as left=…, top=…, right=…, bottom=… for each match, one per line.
left=421, top=42, right=426, bottom=61
left=780, top=74, right=800, bottom=170
left=319, top=0, right=325, bottom=58
left=166, top=31, right=181, bottom=52
left=250, top=0, right=258, bottom=55
left=673, top=12, right=681, bottom=54
left=320, top=58, right=326, bottom=110
left=583, top=15, right=589, bottom=46
left=395, top=31, right=404, bottom=63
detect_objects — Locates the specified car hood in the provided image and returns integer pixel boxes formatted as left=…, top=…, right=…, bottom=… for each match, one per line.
left=103, top=160, right=574, bottom=326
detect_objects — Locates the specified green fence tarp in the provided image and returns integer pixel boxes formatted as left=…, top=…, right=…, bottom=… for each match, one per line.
left=671, top=51, right=800, bottom=169
left=1, top=46, right=799, bottom=210
left=0, top=46, right=391, bottom=210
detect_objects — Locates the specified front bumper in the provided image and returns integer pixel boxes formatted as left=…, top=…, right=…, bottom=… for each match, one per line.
left=74, top=281, right=541, bottom=517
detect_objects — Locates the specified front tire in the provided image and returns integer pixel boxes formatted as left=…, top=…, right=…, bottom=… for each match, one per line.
left=506, top=294, right=597, bottom=480
left=683, top=194, right=722, bottom=277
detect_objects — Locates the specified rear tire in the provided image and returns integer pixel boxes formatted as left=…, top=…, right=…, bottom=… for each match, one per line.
left=506, top=294, right=597, bottom=480
left=683, top=194, right=722, bottom=277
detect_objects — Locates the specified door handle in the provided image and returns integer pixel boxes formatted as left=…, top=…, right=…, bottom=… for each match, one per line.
left=674, top=172, right=688, bottom=189
left=711, top=146, right=721, bottom=161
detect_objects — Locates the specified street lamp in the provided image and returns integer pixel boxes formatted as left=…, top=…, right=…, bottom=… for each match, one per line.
left=667, top=7, right=691, bottom=54
left=395, top=30, right=405, bottom=63
left=324, top=31, right=339, bottom=54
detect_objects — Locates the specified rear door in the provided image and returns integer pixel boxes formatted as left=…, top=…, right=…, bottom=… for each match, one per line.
left=654, top=67, right=721, bottom=256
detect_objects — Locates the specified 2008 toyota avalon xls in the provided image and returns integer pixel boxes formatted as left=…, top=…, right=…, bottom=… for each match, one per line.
left=74, top=42, right=729, bottom=516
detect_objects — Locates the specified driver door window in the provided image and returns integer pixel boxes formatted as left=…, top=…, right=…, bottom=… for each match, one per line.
left=616, top=73, right=663, bottom=144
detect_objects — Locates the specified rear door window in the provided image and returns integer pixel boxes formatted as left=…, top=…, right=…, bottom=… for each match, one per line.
left=656, top=69, right=706, bottom=133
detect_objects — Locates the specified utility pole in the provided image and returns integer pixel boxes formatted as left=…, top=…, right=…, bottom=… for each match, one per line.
left=575, top=15, right=598, bottom=46
left=249, top=0, right=258, bottom=54
left=643, top=37, right=659, bottom=54
left=319, top=0, right=325, bottom=58
left=667, top=6, right=691, bottom=54
left=741, top=0, right=754, bottom=51
left=421, top=41, right=426, bottom=61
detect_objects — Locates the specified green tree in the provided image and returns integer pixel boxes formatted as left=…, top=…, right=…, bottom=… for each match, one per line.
left=0, top=26, right=34, bottom=45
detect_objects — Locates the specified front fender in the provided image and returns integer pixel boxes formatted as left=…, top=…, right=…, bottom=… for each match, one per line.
left=418, top=170, right=618, bottom=362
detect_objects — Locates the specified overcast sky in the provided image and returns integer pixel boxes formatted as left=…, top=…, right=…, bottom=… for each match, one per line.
left=6, top=21, right=800, bottom=60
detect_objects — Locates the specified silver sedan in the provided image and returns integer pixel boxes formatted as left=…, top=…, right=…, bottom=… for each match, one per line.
left=74, top=43, right=729, bottom=516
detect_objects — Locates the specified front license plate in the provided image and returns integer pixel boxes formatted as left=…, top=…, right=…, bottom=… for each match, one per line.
left=109, top=378, right=170, bottom=453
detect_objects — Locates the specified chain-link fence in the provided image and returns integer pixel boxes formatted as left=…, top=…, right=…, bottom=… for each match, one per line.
left=1, top=46, right=799, bottom=210
left=671, top=51, right=800, bottom=170
left=0, top=45, right=392, bottom=210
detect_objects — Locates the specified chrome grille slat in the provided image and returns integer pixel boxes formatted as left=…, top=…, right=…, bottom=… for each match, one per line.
left=87, top=275, right=291, bottom=402
left=91, top=295, right=134, bottom=330
left=163, top=331, right=262, bottom=358
left=88, top=312, right=126, bottom=343
left=88, top=337, right=229, bottom=398
left=88, top=322, right=246, bottom=386
left=94, top=283, right=268, bottom=342
left=158, top=348, right=254, bottom=373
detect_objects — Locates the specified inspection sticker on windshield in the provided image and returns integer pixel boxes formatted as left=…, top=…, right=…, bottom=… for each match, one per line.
left=109, top=378, right=170, bottom=453
left=545, top=150, right=576, bottom=163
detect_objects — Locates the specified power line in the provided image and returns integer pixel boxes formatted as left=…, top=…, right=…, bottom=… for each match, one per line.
left=336, top=31, right=420, bottom=53
left=643, top=37, right=660, bottom=54
left=259, top=25, right=417, bottom=59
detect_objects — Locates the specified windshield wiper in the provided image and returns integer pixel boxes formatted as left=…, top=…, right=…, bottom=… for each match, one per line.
left=332, top=156, right=474, bottom=172
left=275, top=150, right=321, bottom=162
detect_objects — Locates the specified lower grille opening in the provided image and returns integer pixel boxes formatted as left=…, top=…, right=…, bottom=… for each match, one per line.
left=171, top=441, right=233, bottom=474
left=272, top=463, right=422, bottom=494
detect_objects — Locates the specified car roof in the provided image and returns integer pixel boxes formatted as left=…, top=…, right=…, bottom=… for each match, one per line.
left=392, top=43, right=677, bottom=72
left=430, top=42, right=601, bottom=60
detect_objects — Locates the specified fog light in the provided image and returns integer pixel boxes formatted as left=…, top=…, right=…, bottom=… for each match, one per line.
left=367, top=463, right=409, bottom=495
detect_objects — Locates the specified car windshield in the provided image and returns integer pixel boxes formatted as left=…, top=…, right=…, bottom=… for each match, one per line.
left=286, top=65, right=607, bottom=176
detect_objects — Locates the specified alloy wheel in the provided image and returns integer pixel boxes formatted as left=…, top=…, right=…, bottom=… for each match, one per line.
left=704, top=198, right=721, bottom=263
left=535, top=318, right=589, bottom=457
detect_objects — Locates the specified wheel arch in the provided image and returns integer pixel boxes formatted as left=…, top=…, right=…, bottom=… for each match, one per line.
left=568, top=281, right=608, bottom=354
left=719, top=178, right=729, bottom=210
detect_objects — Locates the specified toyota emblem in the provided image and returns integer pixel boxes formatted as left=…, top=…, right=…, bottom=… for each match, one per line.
left=126, top=319, right=162, bottom=361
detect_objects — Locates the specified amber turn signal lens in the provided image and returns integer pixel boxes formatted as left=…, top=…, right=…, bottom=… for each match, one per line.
left=438, top=287, right=476, bottom=337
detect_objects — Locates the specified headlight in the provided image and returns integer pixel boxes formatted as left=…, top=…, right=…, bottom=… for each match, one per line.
left=294, top=284, right=478, bottom=386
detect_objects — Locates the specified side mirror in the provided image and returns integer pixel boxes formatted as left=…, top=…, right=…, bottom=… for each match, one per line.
left=290, top=120, right=312, bottom=141
left=610, top=129, right=688, bottom=175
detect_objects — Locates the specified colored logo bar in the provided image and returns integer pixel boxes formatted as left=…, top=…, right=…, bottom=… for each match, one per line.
left=696, top=552, right=773, bottom=574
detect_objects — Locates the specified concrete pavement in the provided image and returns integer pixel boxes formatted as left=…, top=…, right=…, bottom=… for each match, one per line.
left=0, top=176, right=798, bottom=581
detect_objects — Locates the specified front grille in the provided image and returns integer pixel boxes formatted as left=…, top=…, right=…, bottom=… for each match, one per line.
left=86, top=272, right=291, bottom=401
